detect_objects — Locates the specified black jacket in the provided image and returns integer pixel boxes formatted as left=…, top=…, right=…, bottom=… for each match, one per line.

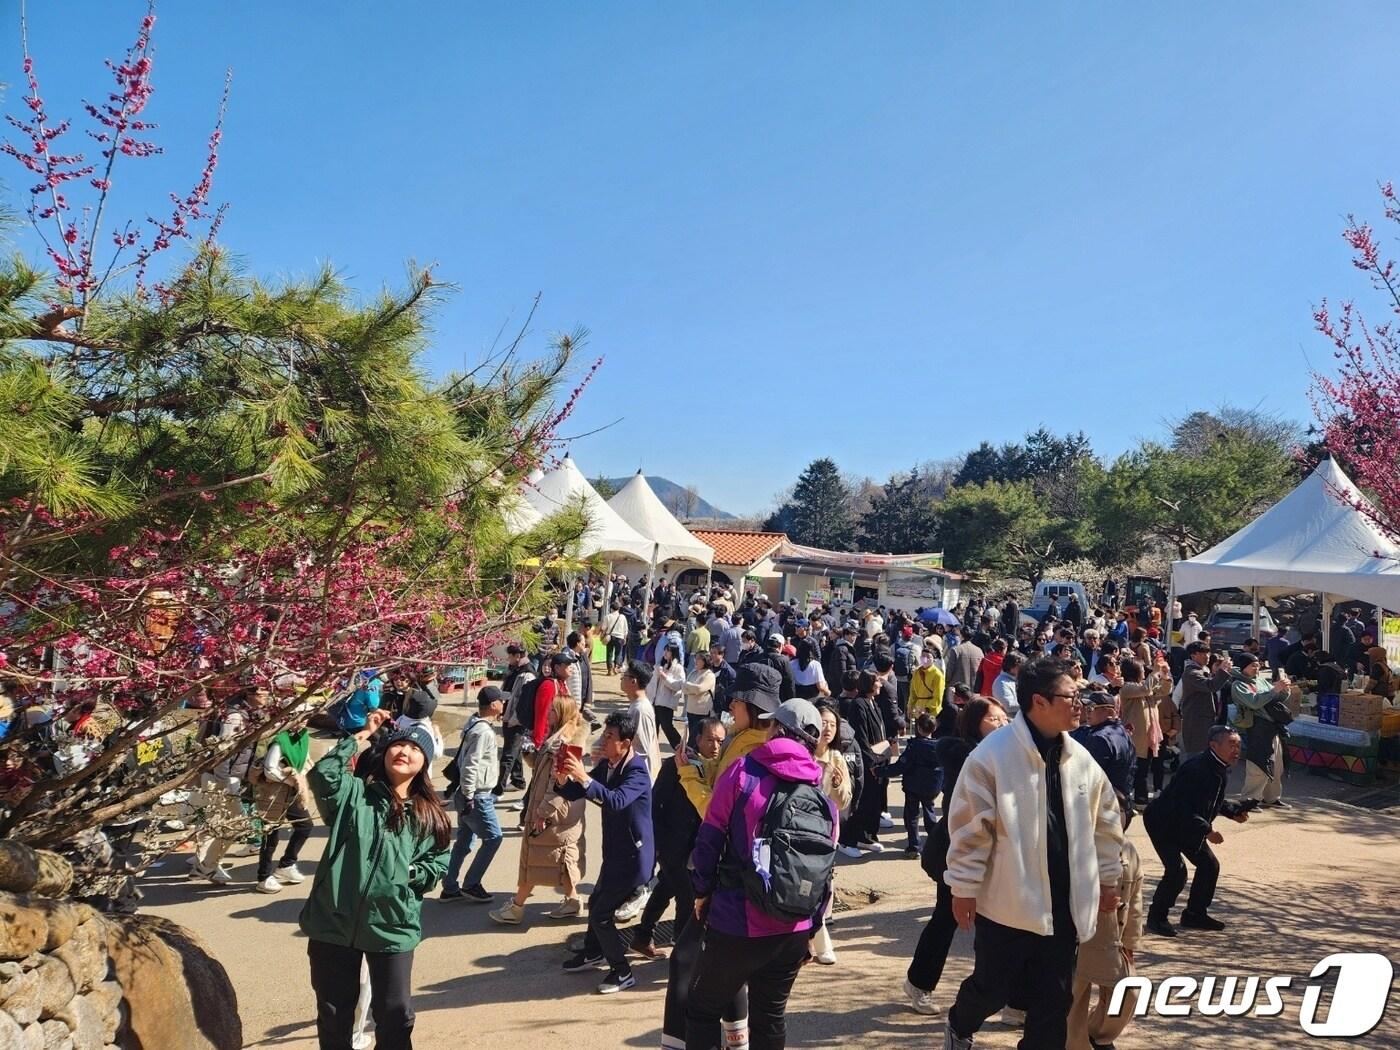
left=1071, top=718, right=1136, bottom=798
left=886, top=736, right=941, bottom=798
left=759, top=651, right=795, bottom=702
left=876, top=676, right=907, bottom=737
left=1144, top=749, right=1244, bottom=851
left=650, top=757, right=702, bottom=870
left=839, top=695, right=888, bottom=775
left=823, top=639, right=857, bottom=692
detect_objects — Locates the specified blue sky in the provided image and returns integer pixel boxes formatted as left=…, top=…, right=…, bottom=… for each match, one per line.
left=9, top=3, right=1400, bottom=514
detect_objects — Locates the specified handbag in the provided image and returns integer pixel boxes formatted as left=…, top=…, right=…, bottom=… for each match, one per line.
left=252, top=778, right=295, bottom=824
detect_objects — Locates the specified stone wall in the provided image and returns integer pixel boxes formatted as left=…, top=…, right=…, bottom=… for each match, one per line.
left=0, top=843, right=240, bottom=1050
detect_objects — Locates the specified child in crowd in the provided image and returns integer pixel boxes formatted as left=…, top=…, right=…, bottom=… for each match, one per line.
left=885, top=712, right=941, bottom=856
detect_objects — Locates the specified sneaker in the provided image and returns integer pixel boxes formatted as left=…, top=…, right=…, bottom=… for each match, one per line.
left=629, top=940, right=668, bottom=960
left=998, top=1007, right=1026, bottom=1027
left=856, top=841, right=884, bottom=854
left=562, top=951, right=607, bottom=972
left=837, top=844, right=864, bottom=859
left=879, top=813, right=896, bottom=829
left=440, top=887, right=465, bottom=901
left=489, top=901, right=524, bottom=925
left=1145, top=917, right=1178, bottom=938
left=942, top=1024, right=973, bottom=1050
left=904, top=978, right=940, bottom=1016
left=814, top=949, right=837, bottom=965
left=351, top=1033, right=372, bottom=1050
left=190, top=865, right=233, bottom=885
left=904, top=845, right=920, bottom=858
left=159, top=818, right=186, bottom=832
left=549, top=898, right=582, bottom=919
left=254, top=876, right=282, bottom=894
left=615, top=886, right=651, bottom=923
left=462, top=885, right=493, bottom=904
left=597, top=968, right=636, bottom=994
left=499, top=800, right=523, bottom=811
left=1179, top=911, right=1226, bottom=931
left=1263, top=799, right=1290, bottom=809
left=273, top=863, right=304, bottom=884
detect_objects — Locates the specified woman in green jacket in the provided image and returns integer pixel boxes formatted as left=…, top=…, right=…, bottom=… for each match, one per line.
left=299, top=710, right=451, bottom=1049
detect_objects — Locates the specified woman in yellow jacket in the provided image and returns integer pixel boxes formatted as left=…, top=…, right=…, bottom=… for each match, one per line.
left=908, top=650, right=945, bottom=721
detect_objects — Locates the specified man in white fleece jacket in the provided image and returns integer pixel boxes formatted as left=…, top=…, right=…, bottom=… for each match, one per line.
left=941, top=657, right=1124, bottom=1050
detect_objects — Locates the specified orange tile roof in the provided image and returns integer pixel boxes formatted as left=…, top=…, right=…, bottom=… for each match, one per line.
left=689, top=529, right=786, bottom=566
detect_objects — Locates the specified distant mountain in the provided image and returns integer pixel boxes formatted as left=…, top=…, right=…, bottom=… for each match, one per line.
left=604, top=476, right=735, bottom=520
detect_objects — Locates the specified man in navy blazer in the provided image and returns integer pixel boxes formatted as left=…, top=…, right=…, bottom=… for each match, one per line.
left=556, top=709, right=654, bottom=994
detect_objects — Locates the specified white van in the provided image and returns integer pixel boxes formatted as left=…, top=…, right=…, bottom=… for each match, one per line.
left=1026, top=580, right=1090, bottom=618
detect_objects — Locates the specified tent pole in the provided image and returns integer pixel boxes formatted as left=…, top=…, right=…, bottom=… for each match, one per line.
left=603, top=560, right=614, bottom=621
left=1251, top=587, right=1260, bottom=640
left=564, top=572, right=576, bottom=636
left=1321, top=594, right=1333, bottom=652
left=1164, top=576, right=1176, bottom=650
left=647, top=542, right=659, bottom=609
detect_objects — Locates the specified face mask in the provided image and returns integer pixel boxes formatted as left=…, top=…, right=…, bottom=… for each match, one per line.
left=919, top=653, right=934, bottom=667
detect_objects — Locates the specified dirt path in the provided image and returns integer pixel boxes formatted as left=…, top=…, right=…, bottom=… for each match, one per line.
left=142, top=674, right=1400, bottom=1049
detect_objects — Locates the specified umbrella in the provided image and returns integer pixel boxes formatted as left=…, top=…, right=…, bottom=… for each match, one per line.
left=919, top=607, right=959, bottom=626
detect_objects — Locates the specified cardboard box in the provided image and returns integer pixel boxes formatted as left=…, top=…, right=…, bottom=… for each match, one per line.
left=1339, top=694, right=1384, bottom=717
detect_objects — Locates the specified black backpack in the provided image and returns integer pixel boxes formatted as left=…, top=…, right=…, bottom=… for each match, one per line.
left=515, top=676, right=543, bottom=739
left=720, top=758, right=837, bottom=920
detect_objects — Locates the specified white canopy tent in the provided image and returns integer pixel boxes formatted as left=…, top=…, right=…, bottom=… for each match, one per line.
left=501, top=490, right=543, bottom=535
left=608, top=471, right=715, bottom=588
left=1171, top=458, right=1400, bottom=646
left=522, top=455, right=654, bottom=628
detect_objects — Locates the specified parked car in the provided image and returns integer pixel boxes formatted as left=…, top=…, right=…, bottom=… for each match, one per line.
left=1204, top=603, right=1276, bottom=649
left=1023, top=580, right=1090, bottom=624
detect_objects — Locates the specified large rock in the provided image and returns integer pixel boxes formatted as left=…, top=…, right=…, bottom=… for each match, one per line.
left=104, top=916, right=240, bottom=1050
left=52, top=995, right=102, bottom=1050
left=29, top=856, right=72, bottom=901
left=84, top=983, right=122, bottom=1044
left=0, top=899, right=47, bottom=962
left=0, top=1008, right=22, bottom=1047
left=37, top=1019, right=71, bottom=1050
left=50, top=922, right=105, bottom=997
left=33, top=959, right=74, bottom=1020
left=0, top=845, right=39, bottom=895
left=0, top=968, right=43, bottom=1025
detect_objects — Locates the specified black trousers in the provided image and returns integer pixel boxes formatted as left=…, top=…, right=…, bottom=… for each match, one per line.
left=656, top=705, right=682, bottom=750
left=687, top=928, right=808, bottom=1050
left=257, top=796, right=312, bottom=880
left=582, top=882, right=637, bottom=974
left=907, top=879, right=957, bottom=992
left=947, top=916, right=1078, bottom=1050
left=636, top=856, right=693, bottom=946
left=1147, top=823, right=1219, bottom=921
left=494, top=725, right=528, bottom=793
left=1133, top=752, right=1166, bottom=801
left=664, top=916, right=748, bottom=1041
left=307, top=938, right=415, bottom=1050
left=841, top=767, right=883, bottom=846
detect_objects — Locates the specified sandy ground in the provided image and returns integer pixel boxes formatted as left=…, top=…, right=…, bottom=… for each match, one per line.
left=141, top=672, right=1400, bottom=1049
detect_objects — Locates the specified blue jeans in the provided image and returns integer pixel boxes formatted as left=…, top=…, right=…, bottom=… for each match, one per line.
left=443, top=792, right=503, bottom=892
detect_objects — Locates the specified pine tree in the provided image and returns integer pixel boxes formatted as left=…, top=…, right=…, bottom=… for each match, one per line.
left=768, top=458, right=855, bottom=550
left=859, top=469, right=939, bottom=554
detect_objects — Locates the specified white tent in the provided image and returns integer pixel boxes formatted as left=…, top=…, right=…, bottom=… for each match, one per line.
left=608, top=472, right=715, bottom=570
left=1172, top=459, right=1400, bottom=637
left=522, top=455, right=653, bottom=562
left=501, top=490, right=543, bottom=535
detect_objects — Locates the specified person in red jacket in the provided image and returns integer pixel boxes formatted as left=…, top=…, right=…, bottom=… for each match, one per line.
left=532, top=653, right=574, bottom=748
left=976, top=638, right=1007, bottom=696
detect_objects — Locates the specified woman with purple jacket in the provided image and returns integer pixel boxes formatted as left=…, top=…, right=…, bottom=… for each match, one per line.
left=686, top=698, right=838, bottom=1050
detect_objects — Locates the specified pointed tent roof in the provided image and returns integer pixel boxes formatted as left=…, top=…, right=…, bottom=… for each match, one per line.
left=522, top=455, right=654, bottom=562
left=608, top=472, right=714, bottom=568
left=1172, top=457, right=1400, bottom=610
left=501, top=490, right=543, bottom=535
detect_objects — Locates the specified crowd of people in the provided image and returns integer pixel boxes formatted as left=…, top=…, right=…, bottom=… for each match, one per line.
left=141, top=574, right=1392, bottom=1049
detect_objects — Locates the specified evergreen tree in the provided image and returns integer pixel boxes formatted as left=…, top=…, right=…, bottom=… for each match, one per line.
left=859, top=468, right=939, bottom=554
left=764, top=458, right=855, bottom=549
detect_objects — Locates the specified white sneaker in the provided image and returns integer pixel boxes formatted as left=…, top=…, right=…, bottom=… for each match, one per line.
left=351, top=1032, right=372, bottom=1050
left=814, top=949, right=837, bottom=965
left=191, top=865, right=233, bottom=885
left=857, top=841, right=885, bottom=854
left=837, top=844, right=863, bottom=859
left=254, top=876, right=282, bottom=894
left=274, top=863, right=305, bottom=884
left=999, top=1007, right=1026, bottom=1027
left=615, top=886, right=650, bottom=923
left=879, top=813, right=896, bottom=829
left=904, top=978, right=941, bottom=1016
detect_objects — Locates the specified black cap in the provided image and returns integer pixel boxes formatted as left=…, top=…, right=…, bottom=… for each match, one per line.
left=550, top=651, right=576, bottom=666
left=730, top=663, right=781, bottom=713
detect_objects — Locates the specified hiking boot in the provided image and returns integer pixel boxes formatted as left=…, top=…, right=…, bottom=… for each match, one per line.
left=562, top=951, right=607, bottom=973
left=904, top=978, right=940, bottom=1016
left=1145, top=917, right=1177, bottom=938
left=1180, top=911, right=1226, bottom=931
left=597, top=968, right=636, bottom=994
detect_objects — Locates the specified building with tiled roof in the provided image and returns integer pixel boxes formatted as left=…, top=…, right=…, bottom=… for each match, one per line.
left=683, top=529, right=787, bottom=594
